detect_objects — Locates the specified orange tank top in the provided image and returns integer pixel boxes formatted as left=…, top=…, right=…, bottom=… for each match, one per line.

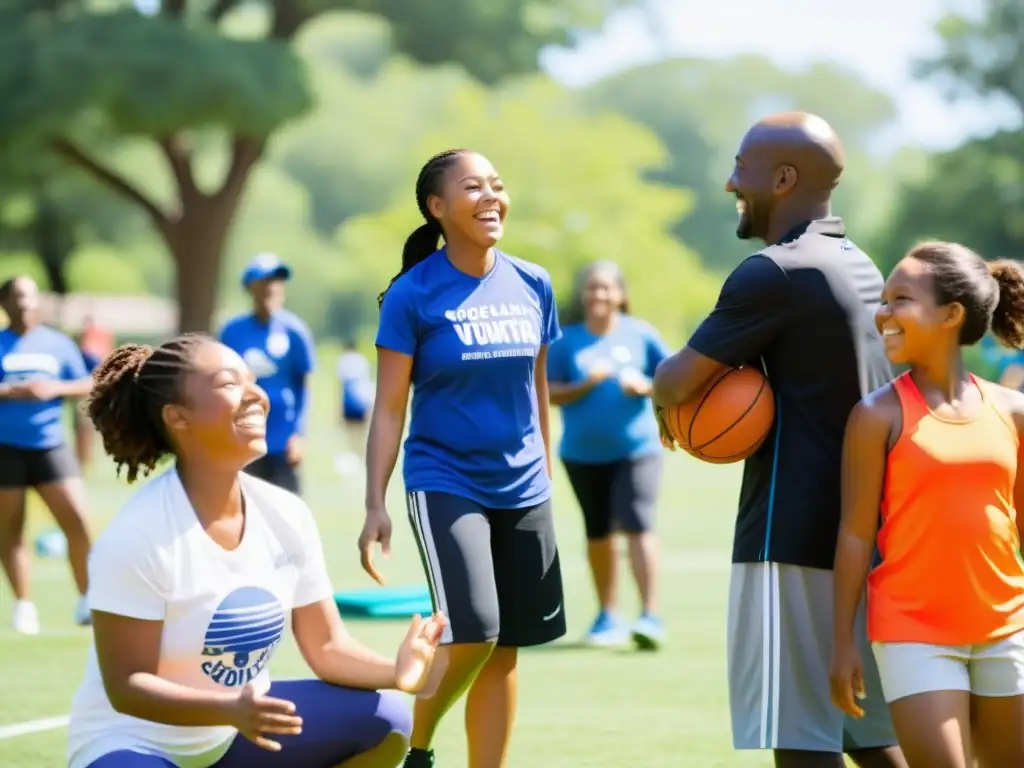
left=868, top=372, right=1024, bottom=645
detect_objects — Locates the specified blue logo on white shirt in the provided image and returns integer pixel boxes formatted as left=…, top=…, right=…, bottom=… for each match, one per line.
left=200, top=586, right=284, bottom=687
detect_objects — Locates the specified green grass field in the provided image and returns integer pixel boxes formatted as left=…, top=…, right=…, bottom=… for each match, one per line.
left=0, top=358, right=775, bottom=768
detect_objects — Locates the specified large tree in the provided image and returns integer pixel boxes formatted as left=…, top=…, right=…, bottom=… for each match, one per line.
left=0, top=0, right=638, bottom=332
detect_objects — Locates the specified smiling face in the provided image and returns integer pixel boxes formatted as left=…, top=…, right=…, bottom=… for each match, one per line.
left=876, top=256, right=963, bottom=365
left=725, top=138, right=779, bottom=242
left=582, top=266, right=625, bottom=322
left=162, top=341, right=270, bottom=469
left=428, top=152, right=509, bottom=249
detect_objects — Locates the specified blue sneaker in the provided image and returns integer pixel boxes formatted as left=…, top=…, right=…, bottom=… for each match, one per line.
left=631, top=613, right=665, bottom=651
left=584, top=610, right=628, bottom=646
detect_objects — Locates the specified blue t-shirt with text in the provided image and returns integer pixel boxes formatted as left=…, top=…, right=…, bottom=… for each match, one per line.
left=0, top=325, right=89, bottom=450
left=548, top=316, right=669, bottom=463
left=219, top=310, right=315, bottom=455
left=375, top=249, right=561, bottom=509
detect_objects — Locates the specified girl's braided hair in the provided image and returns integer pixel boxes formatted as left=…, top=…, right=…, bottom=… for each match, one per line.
left=86, top=334, right=208, bottom=483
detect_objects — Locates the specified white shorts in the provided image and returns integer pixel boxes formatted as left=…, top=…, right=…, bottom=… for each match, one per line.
left=872, top=630, right=1024, bottom=703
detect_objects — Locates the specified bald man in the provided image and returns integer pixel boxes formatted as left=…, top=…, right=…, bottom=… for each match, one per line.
left=654, top=113, right=905, bottom=768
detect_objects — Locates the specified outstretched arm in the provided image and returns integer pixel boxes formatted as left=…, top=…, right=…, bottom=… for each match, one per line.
left=293, top=599, right=399, bottom=690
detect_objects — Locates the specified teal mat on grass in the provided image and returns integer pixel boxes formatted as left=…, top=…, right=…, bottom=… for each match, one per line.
left=335, top=585, right=433, bottom=618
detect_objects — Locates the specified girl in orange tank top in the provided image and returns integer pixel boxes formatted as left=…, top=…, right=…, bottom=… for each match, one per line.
left=829, top=241, right=1024, bottom=768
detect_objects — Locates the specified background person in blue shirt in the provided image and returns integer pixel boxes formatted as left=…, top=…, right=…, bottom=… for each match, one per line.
left=548, top=261, right=668, bottom=650
left=358, top=149, right=566, bottom=768
left=219, top=254, right=315, bottom=496
left=0, top=276, right=95, bottom=635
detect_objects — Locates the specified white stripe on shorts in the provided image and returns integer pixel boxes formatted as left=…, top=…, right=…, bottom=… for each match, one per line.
left=759, top=562, right=782, bottom=748
left=770, top=562, right=781, bottom=747
left=407, top=491, right=453, bottom=644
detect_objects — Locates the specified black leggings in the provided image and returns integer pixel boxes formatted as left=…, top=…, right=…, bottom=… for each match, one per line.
left=563, top=454, right=663, bottom=540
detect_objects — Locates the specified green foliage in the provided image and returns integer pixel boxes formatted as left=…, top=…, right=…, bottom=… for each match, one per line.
left=337, top=75, right=719, bottom=343
left=0, top=0, right=647, bottom=332
left=9, top=0, right=1009, bottom=346
left=65, top=243, right=150, bottom=294
left=293, top=11, right=392, bottom=80
left=882, top=0, right=1024, bottom=294
left=875, top=130, right=1024, bottom=272
left=0, top=7, right=311, bottom=146
left=0, top=0, right=646, bottom=151
left=917, top=0, right=1024, bottom=113
left=0, top=252, right=48, bottom=286
left=337, top=0, right=643, bottom=86
left=271, top=54, right=467, bottom=235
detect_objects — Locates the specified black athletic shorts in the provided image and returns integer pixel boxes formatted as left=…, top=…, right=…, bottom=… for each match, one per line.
left=243, top=453, right=300, bottom=495
left=406, top=491, right=566, bottom=647
left=0, top=443, right=80, bottom=489
left=563, top=453, right=663, bottom=540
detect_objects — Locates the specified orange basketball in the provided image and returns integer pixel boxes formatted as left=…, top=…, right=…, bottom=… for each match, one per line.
left=664, top=366, right=775, bottom=464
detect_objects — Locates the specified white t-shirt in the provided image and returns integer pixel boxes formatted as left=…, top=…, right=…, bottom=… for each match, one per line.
left=66, top=469, right=334, bottom=768
left=336, top=351, right=370, bottom=384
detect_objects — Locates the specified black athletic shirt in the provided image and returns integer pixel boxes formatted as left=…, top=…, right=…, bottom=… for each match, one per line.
left=687, top=218, right=892, bottom=569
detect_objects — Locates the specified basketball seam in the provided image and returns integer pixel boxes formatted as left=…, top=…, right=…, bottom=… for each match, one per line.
left=671, top=405, right=689, bottom=450
left=685, top=367, right=733, bottom=448
left=691, top=371, right=768, bottom=454
left=695, top=428, right=771, bottom=463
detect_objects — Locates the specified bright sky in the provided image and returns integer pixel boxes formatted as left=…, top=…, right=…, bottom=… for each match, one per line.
left=542, top=0, right=1022, bottom=152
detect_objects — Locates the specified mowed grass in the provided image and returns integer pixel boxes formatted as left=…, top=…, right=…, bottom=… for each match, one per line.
left=0, top=354, right=775, bottom=768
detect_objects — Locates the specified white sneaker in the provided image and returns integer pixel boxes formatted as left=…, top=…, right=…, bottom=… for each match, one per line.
left=631, top=614, right=666, bottom=651
left=74, top=596, right=91, bottom=627
left=12, top=600, right=40, bottom=635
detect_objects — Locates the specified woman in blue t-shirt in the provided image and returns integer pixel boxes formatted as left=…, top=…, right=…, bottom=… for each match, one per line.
left=0, top=276, right=95, bottom=635
left=358, top=149, right=566, bottom=768
left=548, top=261, right=668, bottom=650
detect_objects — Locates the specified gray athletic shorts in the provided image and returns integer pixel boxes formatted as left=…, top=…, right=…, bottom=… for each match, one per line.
left=728, top=562, right=896, bottom=752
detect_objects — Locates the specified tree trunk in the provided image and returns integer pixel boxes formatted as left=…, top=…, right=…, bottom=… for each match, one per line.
left=164, top=190, right=244, bottom=334
left=33, top=193, right=74, bottom=296
left=52, top=134, right=265, bottom=336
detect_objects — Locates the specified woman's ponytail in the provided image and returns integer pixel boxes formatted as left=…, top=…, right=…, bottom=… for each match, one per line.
left=377, top=149, right=467, bottom=308
left=377, top=219, right=443, bottom=308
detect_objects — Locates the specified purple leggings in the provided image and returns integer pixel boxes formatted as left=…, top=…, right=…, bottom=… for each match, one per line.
left=86, top=680, right=411, bottom=767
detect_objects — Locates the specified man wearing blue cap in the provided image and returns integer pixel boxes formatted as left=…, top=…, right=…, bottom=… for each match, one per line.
left=219, top=253, right=316, bottom=495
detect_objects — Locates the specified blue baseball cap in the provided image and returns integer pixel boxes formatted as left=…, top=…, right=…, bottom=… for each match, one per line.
left=241, top=252, right=292, bottom=288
